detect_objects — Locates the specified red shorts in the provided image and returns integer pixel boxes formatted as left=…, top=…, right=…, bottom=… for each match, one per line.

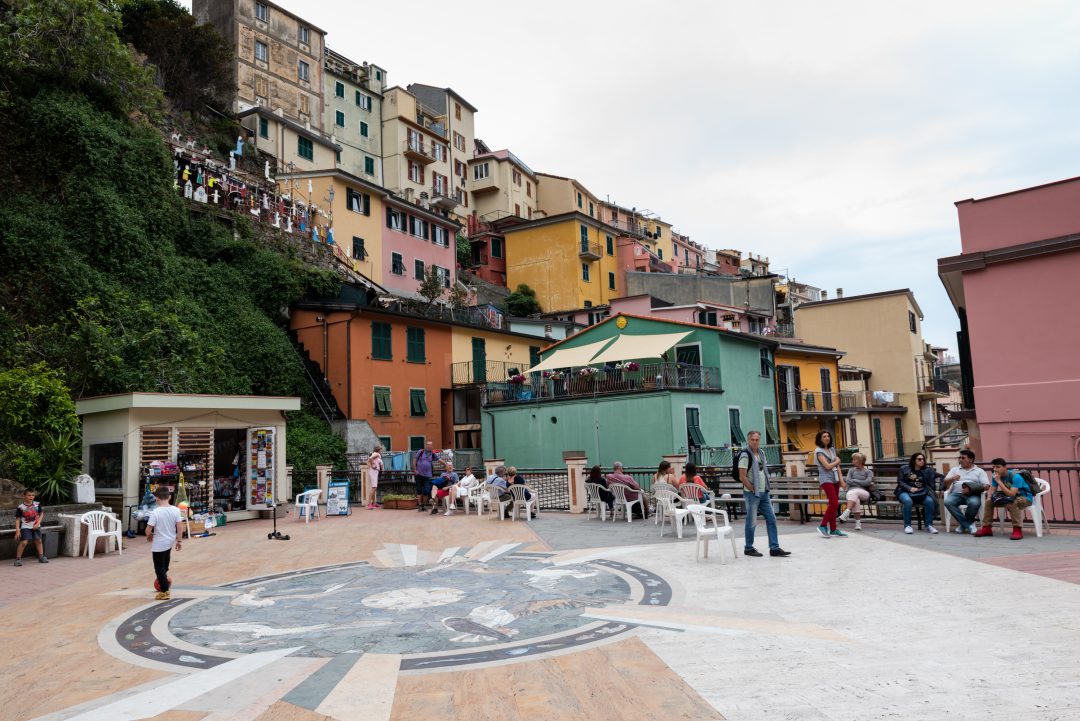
left=436, top=489, right=450, bottom=498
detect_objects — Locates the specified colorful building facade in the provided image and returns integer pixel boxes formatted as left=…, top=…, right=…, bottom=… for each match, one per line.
left=772, top=341, right=853, bottom=454
left=323, top=48, right=386, bottom=185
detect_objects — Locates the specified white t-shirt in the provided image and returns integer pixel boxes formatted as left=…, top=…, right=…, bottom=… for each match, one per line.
left=148, top=505, right=183, bottom=552
left=943, top=465, right=989, bottom=496
left=456, top=474, right=478, bottom=496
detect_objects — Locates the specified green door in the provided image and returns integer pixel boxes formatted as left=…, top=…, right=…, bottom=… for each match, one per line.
left=895, top=417, right=905, bottom=458
left=471, top=337, right=486, bottom=383
left=872, top=418, right=884, bottom=460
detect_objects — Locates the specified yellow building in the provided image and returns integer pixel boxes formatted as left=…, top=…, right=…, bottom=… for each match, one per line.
left=793, top=289, right=947, bottom=460
left=276, top=168, right=386, bottom=284
left=536, top=173, right=604, bottom=219
left=467, top=148, right=539, bottom=221
left=503, top=212, right=623, bottom=313
left=448, top=325, right=545, bottom=449
left=773, top=341, right=854, bottom=454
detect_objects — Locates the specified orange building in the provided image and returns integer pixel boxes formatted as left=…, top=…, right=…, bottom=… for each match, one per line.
left=291, top=307, right=454, bottom=452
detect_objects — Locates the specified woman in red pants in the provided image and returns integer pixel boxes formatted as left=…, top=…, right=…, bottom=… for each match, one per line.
left=814, top=430, right=846, bottom=538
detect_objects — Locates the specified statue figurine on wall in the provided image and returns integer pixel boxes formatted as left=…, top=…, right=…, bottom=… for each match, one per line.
left=183, top=180, right=193, bottom=199
left=212, top=188, right=220, bottom=204
left=193, top=185, right=208, bottom=203
left=265, top=160, right=272, bottom=181
left=235, top=135, right=244, bottom=157
left=229, top=151, right=237, bottom=171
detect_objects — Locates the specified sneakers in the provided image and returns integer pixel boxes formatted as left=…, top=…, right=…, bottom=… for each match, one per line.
left=1011, top=527, right=1023, bottom=540
left=416, top=506, right=426, bottom=512
left=430, top=506, right=439, bottom=515
left=816, top=525, right=831, bottom=539
left=744, top=548, right=763, bottom=557
left=38, top=555, right=48, bottom=563
left=770, top=548, right=792, bottom=557
left=366, top=504, right=377, bottom=510
left=973, top=526, right=993, bottom=537
left=953, top=526, right=966, bottom=534
left=838, top=509, right=851, bottom=523
left=969, top=525, right=978, bottom=535
left=830, top=529, right=848, bottom=538
left=13, top=558, right=22, bottom=567
left=854, top=520, right=862, bottom=531
left=927, top=526, right=939, bottom=534
left=904, top=526, right=914, bottom=534
left=443, top=509, right=454, bottom=516
left=154, top=591, right=171, bottom=601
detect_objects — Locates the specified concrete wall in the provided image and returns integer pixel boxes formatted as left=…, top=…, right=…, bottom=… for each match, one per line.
left=624, top=272, right=776, bottom=318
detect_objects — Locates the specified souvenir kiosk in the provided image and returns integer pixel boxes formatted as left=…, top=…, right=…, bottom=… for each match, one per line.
left=75, top=393, right=301, bottom=527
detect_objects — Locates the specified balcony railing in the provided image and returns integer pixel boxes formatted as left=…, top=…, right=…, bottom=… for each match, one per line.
left=778, top=390, right=857, bottom=414
left=431, top=185, right=458, bottom=209
left=482, top=362, right=722, bottom=406
left=403, top=139, right=436, bottom=163
left=916, top=371, right=950, bottom=396
left=850, top=390, right=905, bottom=409
left=579, top=239, right=602, bottom=260
left=608, top=218, right=644, bottom=237
left=452, top=360, right=521, bottom=385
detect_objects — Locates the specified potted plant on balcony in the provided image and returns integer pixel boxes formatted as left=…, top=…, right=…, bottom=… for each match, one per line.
left=381, top=494, right=418, bottom=510
left=509, top=374, right=527, bottom=384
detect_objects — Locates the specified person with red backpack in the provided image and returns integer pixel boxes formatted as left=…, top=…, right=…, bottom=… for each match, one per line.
left=974, top=459, right=1035, bottom=540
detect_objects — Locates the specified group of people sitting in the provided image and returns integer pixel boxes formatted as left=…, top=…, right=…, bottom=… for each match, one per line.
left=413, top=464, right=538, bottom=519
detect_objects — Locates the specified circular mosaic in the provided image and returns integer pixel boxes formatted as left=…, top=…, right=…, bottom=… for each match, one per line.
left=110, top=551, right=672, bottom=672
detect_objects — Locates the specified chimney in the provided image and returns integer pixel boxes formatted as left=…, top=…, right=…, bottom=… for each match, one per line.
left=836, top=288, right=843, bottom=298
left=821, top=290, right=829, bottom=300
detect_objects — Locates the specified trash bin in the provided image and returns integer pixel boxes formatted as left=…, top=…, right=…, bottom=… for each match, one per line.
left=73, top=474, right=96, bottom=504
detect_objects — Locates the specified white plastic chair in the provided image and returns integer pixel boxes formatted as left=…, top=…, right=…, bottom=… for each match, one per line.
left=995, top=478, right=1051, bottom=537
left=610, top=483, right=643, bottom=523
left=487, top=483, right=512, bottom=520
left=686, top=504, right=737, bottom=564
left=655, top=490, right=691, bottom=538
left=585, top=483, right=608, bottom=521
left=509, top=484, right=537, bottom=521
left=464, top=482, right=489, bottom=516
left=80, top=510, right=123, bottom=559
left=652, top=482, right=677, bottom=524
left=678, top=483, right=714, bottom=508
left=294, top=489, right=321, bottom=524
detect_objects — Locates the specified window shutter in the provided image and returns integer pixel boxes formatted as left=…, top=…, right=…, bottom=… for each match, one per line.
left=386, top=207, right=393, bottom=228
left=177, top=429, right=212, bottom=459
left=140, top=428, right=172, bottom=465
left=362, top=193, right=370, bottom=216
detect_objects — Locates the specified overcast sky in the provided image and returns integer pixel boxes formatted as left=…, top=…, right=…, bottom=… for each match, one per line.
left=183, top=0, right=1080, bottom=349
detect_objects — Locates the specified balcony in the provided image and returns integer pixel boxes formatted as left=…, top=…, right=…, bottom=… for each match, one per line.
left=470, top=173, right=498, bottom=194
left=452, top=360, right=520, bottom=385
left=403, top=139, right=436, bottom=164
left=482, top=362, right=723, bottom=406
left=778, top=390, right=857, bottom=415
left=608, top=218, right=644, bottom=238
left=431, top=185, right=459, bottom=210
left=917, top=375, right=951, bottom=397
left=579, top=239, right=602, bottom=260
left=848, top=390, right=907, bottom=410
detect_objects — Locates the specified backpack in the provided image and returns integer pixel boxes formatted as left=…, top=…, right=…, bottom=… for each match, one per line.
left=1015, top=469, right=1039, bottom=502
left=730, top=448, right=750, bottom=481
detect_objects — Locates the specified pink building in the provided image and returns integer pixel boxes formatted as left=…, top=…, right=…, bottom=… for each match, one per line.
left=939, top=174, right=1080, bottom=466
left=381, top=195, right=459, bottom=298
left=670, top=231, right=706, bottom=273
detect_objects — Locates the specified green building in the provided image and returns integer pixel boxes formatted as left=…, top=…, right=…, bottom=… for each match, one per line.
left=474, top=314, right=779, bottom=468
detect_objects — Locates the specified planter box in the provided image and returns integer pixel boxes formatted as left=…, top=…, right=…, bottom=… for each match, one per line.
left=382, top=498, right=418, bottom=510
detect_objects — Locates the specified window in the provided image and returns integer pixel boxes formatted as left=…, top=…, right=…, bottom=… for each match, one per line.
left=258, top=117, right=269, bottom=138
left=763, top=408, right=779, bottom=445
left=526, top=181, right=532, bottom=197
left=686, top=407, right=706, bottom=448
left=433, top=172, right=446, bottom=195
left=358, top=121, right=369, bottom=138
left=432, top=143, right=446, bottom=161
left=371, top=322, right=392, bottom=360
left=299, top=25, right=310, bottom=44
left=455, top=160, right=467, bottom=177
left=255, top=2, right=268, bottom=21
left=255, top=40, right=268, bottom=62
left=698, top=310, right=717, bottom=326
left=820, top=368, right=833, bottom=411
left=684, top=247, right=690, bottom=263
left=908, top=311, right=917, bottom=333
left=409, top=216, right=428, bottom=239
left=364, top=156, right=375, bottom=175
left=386, top=208, right=404, bottom=231
left=657, top=248, right=663, bottom=260
left=514, top=203, right=521, bottom=217
left=608, top=272, right=615, bottom=290
left=473, top=163, right=489, bottom=180
left=375, top=70, right=382, bottom=81
left=298, top=60, right=310, bottom=82
left=346, top=188, right=369, bottom=215
left=512, top=169, right=522, bottom=185
left=335, top=110, right=345, bottom=127
left=254, top=74, right=268, bottom=98
left=577, top=192, right=583, bottom=209
left=656, top=226, right=663, bottom=238
left=374, top=386, right=391, bottom=415
left=391, top=252, right=405, bottom=275
left=579, top=224, right=589, bottom=247
left=408, top=161, right=423, bottom=184
left=407, top=327, right=426, bottom=363
left=455, top=102, right=462, bottom=120
left=335, top=81, right=344, bottom=98
left=491, top=238, right=503, bottom=258
left=895, top=417, right=905, bottom=456
left=581, top=263, right=590, bottom=281
left=433, top=225, right=449, bottom=247
left=414, top=259, right=425, bottom=279
left=352, top=236, right=367, bottom=261
left=453, top=131, right=465, bottom=150
left=378, top=435, right=391, bottom=451
left=409, top=436, right=426, bottom=452
left=355, top=91, right=372, bottom=110
left=589, top=201, right=594, bottom=217
left=410, top=389, right=428, bottom=416
left=297, top=136, right=313, bottom=161
left=760, top=348, right=772, bottom=378
left=872, top=418, right=884, bottom=459
left=529, top=346, right=541, bottom=367
left=729, top=408, right=746, bottom=446
left=434, top=265, right=450, bottom=288
left=89, top=442, right=123, bottom=491
left=848, top=418, right=858, bottom=447
left=583, top=300, right=593, bottom=308
left=606, top=235, right=614, bottom=255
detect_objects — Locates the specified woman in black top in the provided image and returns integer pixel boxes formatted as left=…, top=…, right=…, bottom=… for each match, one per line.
left=589, top=464, right=614, bottom=511
left=895, top=452, right=942, bottom=535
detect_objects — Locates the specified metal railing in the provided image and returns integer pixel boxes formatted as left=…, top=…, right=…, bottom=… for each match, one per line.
left=403, top=139, right=435, bottom=160
left=452, top=360, right=520, bottom=385
left=513, top=469, right=571, bottom=511
left=482, top=362, right=722, bottom=406
left=778, top=390, right=857, bottom=413
left=579, top=239, right=602, bottom=258
left=852, top=390, right=905, bottom=408
left=608, top=218, right=644, bottom=236
left=688, top=444, right=784, bottom=468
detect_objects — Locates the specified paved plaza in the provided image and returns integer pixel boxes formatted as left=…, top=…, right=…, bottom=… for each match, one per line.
left=2, top=507, right=1079, bottom=721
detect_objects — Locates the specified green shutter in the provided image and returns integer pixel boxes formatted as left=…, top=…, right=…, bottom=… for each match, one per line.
left=895, top=418, right=905, bottom=457
left=374, top=387, right=391, bottom=415
left=729, top=408, right=746, bottom=445
left=764, top=409, right=779, bottom=445
left=410, top=389, right=427, bottom=416
left=873, top=418, right=884, bottom=459
left=529, top=346, right=541, bottom=368
left=471, top=338, right=486, bottom=382
left=365, top=156, right=375, bottom=175
left=372, top=322, right=391, bottom=359
left=407, top=327, right=425, bottom=363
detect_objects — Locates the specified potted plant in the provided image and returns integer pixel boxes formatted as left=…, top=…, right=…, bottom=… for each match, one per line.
left=509, top=374, right=526, bottom=384
left=381, top=493, right=418, bottom=510
left=578, top=366, right=599, bottom=378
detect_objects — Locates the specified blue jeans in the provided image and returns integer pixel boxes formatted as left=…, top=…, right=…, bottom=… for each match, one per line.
left=944, top=492, right=981, bottom=531
left=743, top=491, right=780, bottom=551
left=899, top=492, right=936, bottom=528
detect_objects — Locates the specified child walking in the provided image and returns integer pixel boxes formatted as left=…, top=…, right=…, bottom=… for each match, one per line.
left=146, top=485, right=183, bottom=600
left=14, top=489, right=48, bottom=566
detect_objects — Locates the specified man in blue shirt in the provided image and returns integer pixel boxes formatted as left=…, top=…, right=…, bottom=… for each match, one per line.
left=413, top=441, right=437, bottom=512
left=974, top=458, right=1035, bottom=540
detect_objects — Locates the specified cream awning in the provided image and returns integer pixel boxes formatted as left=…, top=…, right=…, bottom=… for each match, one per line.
left=527, top=338, right=617, bottom=374
left=588, top=331, right=692, bottom=365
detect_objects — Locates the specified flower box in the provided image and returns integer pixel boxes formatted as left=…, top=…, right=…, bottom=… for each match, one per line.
left=381, top=496, right=418, bottom=510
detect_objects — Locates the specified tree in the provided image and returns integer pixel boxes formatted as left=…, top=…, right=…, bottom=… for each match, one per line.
left=417, top=268, right=446, bottom=307
left=455, top=233, right=472, bottom=269
left=504, top=283, right=542, bottom=317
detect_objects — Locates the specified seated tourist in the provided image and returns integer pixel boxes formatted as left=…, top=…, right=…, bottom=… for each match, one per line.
left=455, top=466, right=479, bottom=502
left=653, top=460, right=676, bottom=489
left=942, top=449, right=989, bottom=535
left=430, top=469, right=460, bottom=515
left=678, top=462, right=712, bottom=502
left=606, top=461, right=648, bottom=519
left=974, top=459, right=1035, bottom=540
left=895, top=452, right=942, bottom=535
left=589, top=465, right=614, bottom=511
left=839, top=453, right=873, bottom=531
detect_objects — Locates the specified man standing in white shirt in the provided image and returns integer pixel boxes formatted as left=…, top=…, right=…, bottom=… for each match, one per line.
left=942, top=449, right=989, bottom=535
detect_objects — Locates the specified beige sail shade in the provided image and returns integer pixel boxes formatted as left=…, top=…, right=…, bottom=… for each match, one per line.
left=587, top=331, right=692, bottom=365
left=526, top=338, right=617, bottom=374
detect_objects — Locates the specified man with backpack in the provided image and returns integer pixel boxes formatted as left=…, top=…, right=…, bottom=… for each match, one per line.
left=974, top=458, right=1035, bottom=540
left=737, top=430, right=791, bottom=558
left=413, top=442, right=437, bottom=512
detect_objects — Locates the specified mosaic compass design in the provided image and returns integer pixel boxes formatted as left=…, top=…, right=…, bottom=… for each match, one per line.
left=110, top=542, right=672, bottom=673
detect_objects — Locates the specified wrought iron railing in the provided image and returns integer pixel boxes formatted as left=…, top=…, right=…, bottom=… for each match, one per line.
left=778, top=390, right=857, bottom=413
left=688, top=444, right=784, bottom=468
left=482, top=362, right=722, bottom=405
left=513, top=469, right=571, bottom=511
left=452, top=360, right=520, bottom=385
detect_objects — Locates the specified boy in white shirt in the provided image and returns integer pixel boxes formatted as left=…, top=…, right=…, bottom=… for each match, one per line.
left=146, top=486, right=183, bottom=600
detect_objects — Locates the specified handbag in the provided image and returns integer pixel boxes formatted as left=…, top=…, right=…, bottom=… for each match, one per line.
left=961, top=480, right=986, bottom=495
left=991, top=490, right=1015, bottom=507
left=867, top=488, right=885, bottom=505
